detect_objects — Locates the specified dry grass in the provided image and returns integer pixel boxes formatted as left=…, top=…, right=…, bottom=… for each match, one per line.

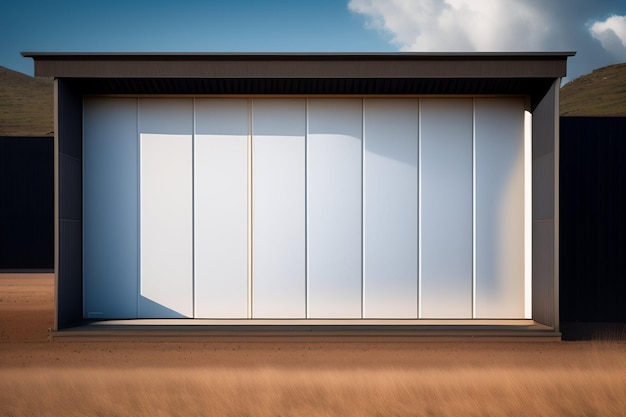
left=2, top=354, right=626, bottom=417
left=2, top=275, right=626, bottom=416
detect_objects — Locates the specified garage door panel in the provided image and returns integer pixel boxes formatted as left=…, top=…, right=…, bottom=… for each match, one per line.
left=475, top=98, right=525, bottom=318
left=85, top=96, right=529, bottom=322
left=363, top=99, right=418, bottom=318
left=307, top=99, right=362, bottom=318
left=420, top=99, right=473, bottom=318
left=194, top=99, right=249, bottom=318
left=139, top=98, right=193, bottom=318
left=252, top=99, right=306, bottom=318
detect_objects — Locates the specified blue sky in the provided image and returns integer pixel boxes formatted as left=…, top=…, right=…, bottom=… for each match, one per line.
left=2, top=0, right=626, bottom=82
left=1, top=0, right=392, bottom=75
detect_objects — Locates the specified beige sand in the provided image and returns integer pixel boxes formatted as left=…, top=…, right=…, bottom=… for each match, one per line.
left=1, top=273, right=625, bottom=416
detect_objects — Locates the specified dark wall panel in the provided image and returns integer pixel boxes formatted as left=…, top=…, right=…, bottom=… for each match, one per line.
left=0, top=136, right=53, bottom=270
left=560, top=117, right=626, bottom=329
left=56, top=79, right=84, bottom=329
left=57, top=219, right=83, bottom=326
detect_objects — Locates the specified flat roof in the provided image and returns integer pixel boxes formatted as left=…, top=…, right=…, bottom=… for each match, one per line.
left=21, top=51, right=576, bottom=58
left=22, top=52, right=574, bottom=110
left=22, top=52, right=574, bottom=79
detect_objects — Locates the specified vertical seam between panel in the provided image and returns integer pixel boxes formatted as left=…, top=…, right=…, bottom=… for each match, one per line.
left=192, top=98, right=196, bottom=318
left=472, top=98, right=477, bottom=319
left=136, top=98, right=141, bottom=318
left=248, top=98, right=253, bottom=319
left=361, top=99, right=365, bottom=320
left=81, top=98, right=85, bottom=318
left=417, top=99, right=422, bottom=319
left=305, top=98, right=309, bottom=319
left=415, top=98, right=420, bottom=319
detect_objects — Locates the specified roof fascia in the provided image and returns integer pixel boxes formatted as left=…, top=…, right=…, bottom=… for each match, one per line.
left=22, top=52, right=574, bottom=79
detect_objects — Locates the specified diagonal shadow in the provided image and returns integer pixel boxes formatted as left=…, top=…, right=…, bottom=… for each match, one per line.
left=139, top=296, right=188, bottom=319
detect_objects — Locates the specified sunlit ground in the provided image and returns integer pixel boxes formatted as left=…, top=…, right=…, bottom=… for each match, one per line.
left=1, top=274, right=625, bottom=417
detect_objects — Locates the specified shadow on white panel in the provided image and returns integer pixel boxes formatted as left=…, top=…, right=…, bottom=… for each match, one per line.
left=475, top=98, right=525, bottom=319
left=194, top=99, right=248, bottom=319
left=420, top=99, right=473, bottom=319
left=307, top=99, right=362, bottom=319
left=363, top=99, right=418, bottom=318
left=139, top=99, right=193, bottom=318
left=83, top=97, right=139, bottom=318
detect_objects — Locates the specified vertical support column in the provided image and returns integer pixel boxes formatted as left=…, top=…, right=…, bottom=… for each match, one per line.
left=56, top=79, right=84, bottom=329
left=532, top=80, right=560, bottom=329
left=553, top=85, right=560, bottom=331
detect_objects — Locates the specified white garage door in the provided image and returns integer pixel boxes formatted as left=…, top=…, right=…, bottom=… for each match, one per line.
left=83, top=97, right=529, bottom=320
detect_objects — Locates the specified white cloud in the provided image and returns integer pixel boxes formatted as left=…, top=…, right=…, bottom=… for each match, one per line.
left=348, top=0, right=626, bottom=81
left=590, top=14, right=626, bottom=59
left=347, top=0, right=551, bottom=52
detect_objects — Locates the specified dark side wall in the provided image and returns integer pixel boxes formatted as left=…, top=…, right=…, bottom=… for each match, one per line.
left=0, top=136, right=54, bottom=270
left=560, top=117, right=626, bottom=338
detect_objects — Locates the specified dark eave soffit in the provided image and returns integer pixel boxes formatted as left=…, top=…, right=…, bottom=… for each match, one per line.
left=62, top=77, right=553, bottom=109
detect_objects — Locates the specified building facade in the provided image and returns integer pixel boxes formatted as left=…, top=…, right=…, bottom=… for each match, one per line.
left=23, top=53, right=572, bottom=335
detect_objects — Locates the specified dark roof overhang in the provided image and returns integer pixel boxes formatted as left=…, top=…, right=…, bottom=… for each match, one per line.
left=22, top=52, right=575, bottom=110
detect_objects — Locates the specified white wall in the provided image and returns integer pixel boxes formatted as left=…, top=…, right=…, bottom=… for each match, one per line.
left=420, top=99, right=473, bottom=318
left=363, top=99, right=419, bottom=318
left=307, top=99, right=363, bottom=318
left=83, top=96, right=528, bottom=321
left=252, top=99, right=307, bottom=318
left=139, top=99, right=194, bottom=318
left=194, top=99, right=249, bottom=318
left=475, top=98, right=526, bottom=318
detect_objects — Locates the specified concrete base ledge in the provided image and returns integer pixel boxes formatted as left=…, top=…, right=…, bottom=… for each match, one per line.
left=50, top=320, right=561, bottom=342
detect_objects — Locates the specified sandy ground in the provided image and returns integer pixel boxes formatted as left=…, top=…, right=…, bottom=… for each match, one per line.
left=1, top=273, right=626, bottom=416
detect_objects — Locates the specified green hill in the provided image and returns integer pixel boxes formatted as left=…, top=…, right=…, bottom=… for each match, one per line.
left=0, top=66, right=53, bottom=136
left=560, top=63, right=626, bottom=117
